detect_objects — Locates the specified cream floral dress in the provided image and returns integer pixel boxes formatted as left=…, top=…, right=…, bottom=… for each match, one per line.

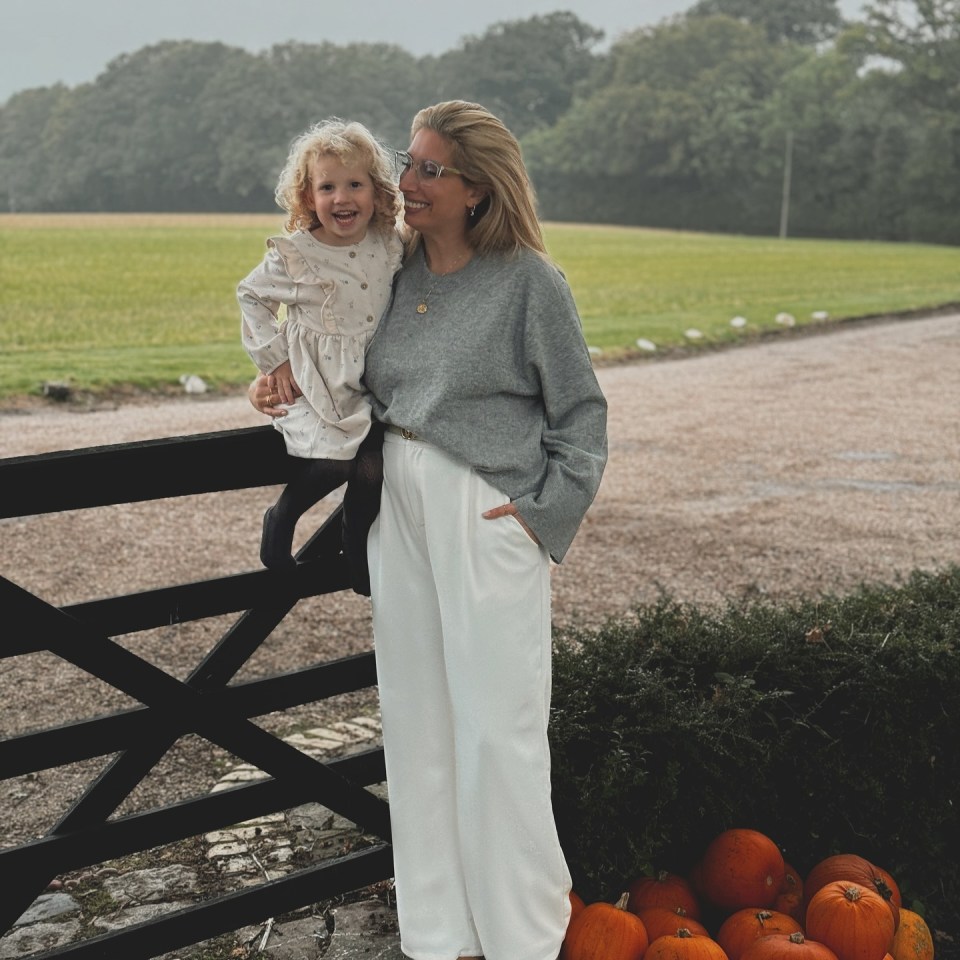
left=239, top=223, right=403, bottom=459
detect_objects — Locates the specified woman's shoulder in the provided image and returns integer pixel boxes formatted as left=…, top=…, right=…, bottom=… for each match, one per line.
left=485, top=246, right=569, bottom=298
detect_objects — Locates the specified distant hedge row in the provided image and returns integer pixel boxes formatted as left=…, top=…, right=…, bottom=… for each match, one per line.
left=549, top=566, right=960, bottom=940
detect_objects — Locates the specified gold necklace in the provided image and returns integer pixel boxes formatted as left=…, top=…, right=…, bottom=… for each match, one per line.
left=416, top=251, right=468, bottom=315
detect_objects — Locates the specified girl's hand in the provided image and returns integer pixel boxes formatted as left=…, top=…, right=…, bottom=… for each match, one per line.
left=482, top=502, right=541, bottom=544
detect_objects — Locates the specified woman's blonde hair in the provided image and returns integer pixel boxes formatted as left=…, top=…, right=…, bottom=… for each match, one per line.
left=408, top=100, right=548, bottom=259
left=275, top=118, right=401, bottom=234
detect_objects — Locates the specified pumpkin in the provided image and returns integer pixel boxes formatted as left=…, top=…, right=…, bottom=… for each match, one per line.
left=774, top=863, right=804, bottom=924
left=646, top=928, right=730, bottom=960
left=560, top=892, right=650, bottom=960
left=700, top=829, right=786, bottom=912
left=629, top=871, right=702, bottom=920
left=805, top=881, right=895, bottom=960
left=570, top=891, right=587, bottom=921
left=638, top=907, right=710, bottom=942
left=741, top=932, right=839, bottom=960
left=803, top=855, right=901, bottom=931
left=716, top=909, right=804, bottom=960
left=889, top=909, right=934, bottom=960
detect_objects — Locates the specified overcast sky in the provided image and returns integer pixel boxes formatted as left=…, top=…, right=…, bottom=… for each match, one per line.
left=1, top=0, right=867, bottom=106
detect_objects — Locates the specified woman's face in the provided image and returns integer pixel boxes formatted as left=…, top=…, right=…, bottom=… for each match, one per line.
left=399, top=128, right=484, bottom=242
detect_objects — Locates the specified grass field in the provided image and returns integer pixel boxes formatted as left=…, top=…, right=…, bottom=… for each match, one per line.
left=1, top=213, right=958, bottom=401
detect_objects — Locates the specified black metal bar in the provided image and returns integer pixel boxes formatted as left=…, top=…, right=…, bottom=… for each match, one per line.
left=30, top=843, right=395, bottom=960
left=0, top=748, right=387, bottom=878
left=0, top=652, right=378, bottom=778
left=2, top=519, right=347, bottom=658
left=0, top=426, right=290, bottom=519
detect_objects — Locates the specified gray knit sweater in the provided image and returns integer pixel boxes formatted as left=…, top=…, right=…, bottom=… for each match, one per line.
left=363, top=245, right=608, bottom=562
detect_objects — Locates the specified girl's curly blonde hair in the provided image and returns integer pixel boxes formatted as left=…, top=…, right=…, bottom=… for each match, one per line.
left=275, top=118, right=401, bottom=234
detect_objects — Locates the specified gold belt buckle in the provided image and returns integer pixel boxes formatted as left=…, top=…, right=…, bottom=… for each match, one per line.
left=400, top=428, right=416, bottom=440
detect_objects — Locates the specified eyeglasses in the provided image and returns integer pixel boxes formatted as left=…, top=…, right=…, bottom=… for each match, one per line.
left=396, top=150, right=464, bottom=183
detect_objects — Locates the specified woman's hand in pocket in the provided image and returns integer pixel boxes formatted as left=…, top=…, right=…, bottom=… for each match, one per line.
left=481, top=501, right=540, bottom=544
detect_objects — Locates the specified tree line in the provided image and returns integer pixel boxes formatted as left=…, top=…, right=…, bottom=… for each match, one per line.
left=2, top=0, right=958, bottom=244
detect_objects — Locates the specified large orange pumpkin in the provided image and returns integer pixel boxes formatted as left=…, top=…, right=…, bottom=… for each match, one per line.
left=646, top=928, right=730, bottom=960
left=803, top=855, right=901, bottom=931
left=741, top=932, right=839, bottom=960
left=716, top=908, right=804, bottom=960
left=700, top=829, right=786, bottom=912
left=560, top=892, right=650, bottom=960
left=773, top=862, right=804, bottom=924
left=805, top=881, right=895, bottom=960
left=638, top=907, right=710, bottom=943
left=889, top=908, right=934, bottom=960
left=570, top=891, right=587, bottom=922
left=628, top=871, right=702, bottom=920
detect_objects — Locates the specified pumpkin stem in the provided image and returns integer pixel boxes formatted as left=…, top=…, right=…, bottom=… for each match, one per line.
left=874, top=877, right=894, bottom=901
left=656, top=869, right=669, bottom=882
left=615, top=893, right=630, bottom=911
left=677, top=928, right=694, bottom=939
left=757, top=911, right=774, bottom=922
left=843, top=885, right=863, bottom=902
left=789, top=932, right=806, bottom=944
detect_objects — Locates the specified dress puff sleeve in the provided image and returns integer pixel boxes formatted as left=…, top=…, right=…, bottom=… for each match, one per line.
left=383, top=225, right=405, bottom=275
left=238, top=235, right=326, bottom=375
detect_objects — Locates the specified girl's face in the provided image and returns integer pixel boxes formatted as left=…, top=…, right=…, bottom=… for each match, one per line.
left=304, top=154, right=376, bottom=246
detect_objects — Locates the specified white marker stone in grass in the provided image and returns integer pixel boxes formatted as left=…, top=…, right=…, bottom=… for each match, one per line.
left=775, top=312, right=796, bottom=327
left=684, top=328, right=704, bottom=340
left=730, top=316, right=747, bottom=328
left=635, top=338, right=657, bottom=351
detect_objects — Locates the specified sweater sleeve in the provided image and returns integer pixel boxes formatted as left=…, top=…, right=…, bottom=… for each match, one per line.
left=237, top=238, right=298, bottom=375
left=511, top=266, right=608, bottom=563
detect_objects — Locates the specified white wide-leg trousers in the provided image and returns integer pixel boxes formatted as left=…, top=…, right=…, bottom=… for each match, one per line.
left=368, top=432, right=572, bottom=960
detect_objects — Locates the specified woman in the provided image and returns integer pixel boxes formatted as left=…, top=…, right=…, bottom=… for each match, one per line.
left=253, top=100, right=607, bottom=960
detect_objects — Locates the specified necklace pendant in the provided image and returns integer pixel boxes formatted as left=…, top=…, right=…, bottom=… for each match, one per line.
left=416, top=302, right=428, bottom=314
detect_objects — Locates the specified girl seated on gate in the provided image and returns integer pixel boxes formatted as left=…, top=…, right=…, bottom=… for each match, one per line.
left=238, top=118, right=404, bottom=592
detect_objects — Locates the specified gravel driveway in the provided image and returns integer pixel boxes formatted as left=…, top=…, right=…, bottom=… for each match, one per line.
left=2, top=312, right=959, bottom=846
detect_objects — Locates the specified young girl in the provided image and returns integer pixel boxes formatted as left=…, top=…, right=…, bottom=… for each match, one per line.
left=238, top=119, right=403, bottom=589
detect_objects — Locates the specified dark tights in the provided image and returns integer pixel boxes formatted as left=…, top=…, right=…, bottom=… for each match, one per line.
left=260, top=421, right=385, bottom=596
left=341, top=421, right=385, bottom=596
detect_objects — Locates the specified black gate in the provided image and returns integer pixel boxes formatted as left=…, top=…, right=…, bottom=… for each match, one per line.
left=0, top=425, right=393, bottom=958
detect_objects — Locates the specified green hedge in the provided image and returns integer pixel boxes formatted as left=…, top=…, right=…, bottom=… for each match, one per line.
left=549, top=566, right=959, bottom=941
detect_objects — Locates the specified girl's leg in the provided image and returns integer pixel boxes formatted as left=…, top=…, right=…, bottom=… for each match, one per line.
left=341, top=421, right=385, bottom=596
left=261, top=456, right=353, bottom=570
